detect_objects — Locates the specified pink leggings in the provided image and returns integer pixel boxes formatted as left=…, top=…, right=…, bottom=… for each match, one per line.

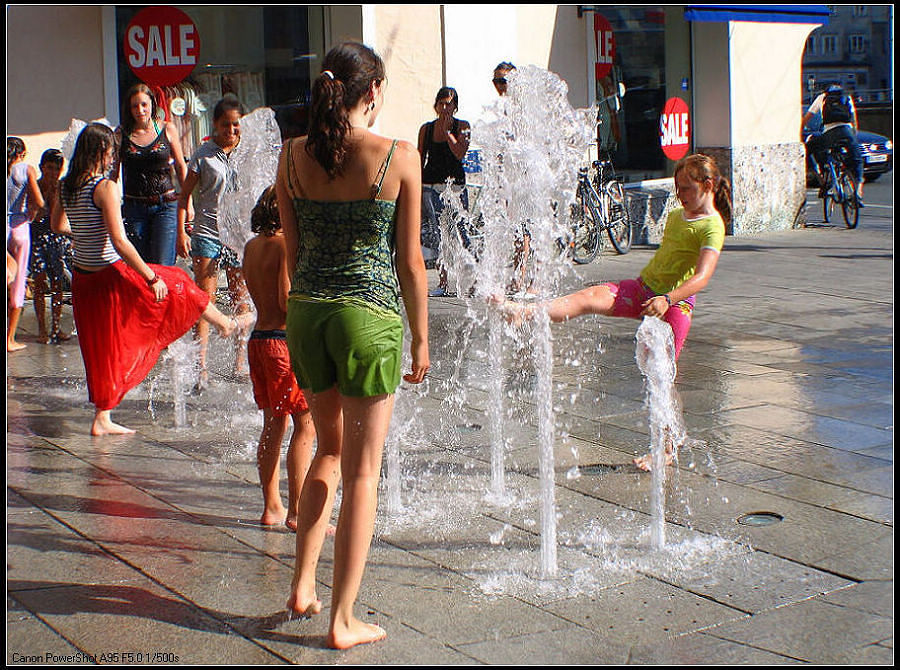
left=604, top=279, right=694, bottom=360
left=7, top=224, right=31, bottom=309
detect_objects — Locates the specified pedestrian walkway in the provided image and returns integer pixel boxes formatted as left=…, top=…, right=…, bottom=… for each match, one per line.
left=6, top=176, right=893, bottom=665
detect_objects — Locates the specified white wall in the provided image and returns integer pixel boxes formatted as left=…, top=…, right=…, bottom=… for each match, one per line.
left=6, top=5, right=108, bottom=166
left=729, top=22, right=819, bottom=146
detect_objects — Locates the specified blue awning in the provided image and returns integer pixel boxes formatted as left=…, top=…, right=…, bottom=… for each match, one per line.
left=684, top=5, right=831, bottom=25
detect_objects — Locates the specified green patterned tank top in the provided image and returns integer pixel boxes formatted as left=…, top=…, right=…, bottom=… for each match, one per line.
left=286, top=139, right=401, bottom=317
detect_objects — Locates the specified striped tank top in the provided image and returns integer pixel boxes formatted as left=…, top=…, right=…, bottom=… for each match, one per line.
left=65, top=176, right=120, bottom=268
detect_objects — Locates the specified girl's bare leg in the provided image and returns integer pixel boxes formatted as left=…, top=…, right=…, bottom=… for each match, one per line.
left=326, top=393, right=395, bottom=650
left=91, top=409, right=135, bottom=436
left=33, top=273, right=49, bottom=342
left=287, top=387, right=343, bottom=618
left=192, top=257, right=218, bottom=385
left=7, top=306, right=26, bottom=351
left=498, top=284, right=617, bottom=325
left=225, top=267, right=251, bottom=376
left=50, top=281, right=70, bottom=341
left=286, top=410, right=316, bottom=532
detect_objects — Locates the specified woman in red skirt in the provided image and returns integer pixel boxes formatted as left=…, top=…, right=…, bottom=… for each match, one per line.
left=51, top=123, right=248, bottom=436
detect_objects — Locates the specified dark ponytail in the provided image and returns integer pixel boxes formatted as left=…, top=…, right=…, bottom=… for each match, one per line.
left=674, top=153, right=732, bottom=226
left=61, top=123, right=118, bottom=208
left=306, top=42, right=385, bottom=178
left=7, top=136, right=26, bottom=175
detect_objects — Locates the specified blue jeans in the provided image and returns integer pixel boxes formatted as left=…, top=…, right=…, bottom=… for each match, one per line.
left=123, top=198, right=178, bottom=266
left=422, top=185, right=471, bottom=256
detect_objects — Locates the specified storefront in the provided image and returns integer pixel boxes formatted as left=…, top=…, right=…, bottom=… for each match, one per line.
left=7, top=4, right=830, bottom=236
left=114, top=5, right=326, bottom=153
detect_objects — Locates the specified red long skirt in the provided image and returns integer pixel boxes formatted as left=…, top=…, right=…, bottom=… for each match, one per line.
left=71, top=261, right=210, bottom=411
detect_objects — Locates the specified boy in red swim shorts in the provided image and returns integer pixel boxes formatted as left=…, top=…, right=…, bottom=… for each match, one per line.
left=243, top=187, right=316, bottom=530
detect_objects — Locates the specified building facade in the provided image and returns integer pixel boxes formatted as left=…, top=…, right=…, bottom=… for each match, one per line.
left=7, top=4, right=832, bottom=237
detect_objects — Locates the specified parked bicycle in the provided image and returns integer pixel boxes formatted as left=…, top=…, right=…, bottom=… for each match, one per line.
left=567, top=151, right=632, bottom=264
left=813, top=139, right=861, bottom=229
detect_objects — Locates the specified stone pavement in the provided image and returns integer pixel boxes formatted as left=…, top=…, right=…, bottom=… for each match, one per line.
left=7, top=175, right=893, bottom=665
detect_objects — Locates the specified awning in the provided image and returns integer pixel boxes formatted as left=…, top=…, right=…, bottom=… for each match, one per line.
left=684, top=5, right=831, bottom=25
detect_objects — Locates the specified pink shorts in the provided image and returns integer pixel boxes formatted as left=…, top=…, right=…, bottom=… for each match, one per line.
left=604, top=278, right=694, bottom=360
left=248, top=332, right=309, bottom=417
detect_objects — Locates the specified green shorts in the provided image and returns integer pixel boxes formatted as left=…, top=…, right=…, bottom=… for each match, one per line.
left=286, top=299, right=404, bottom=397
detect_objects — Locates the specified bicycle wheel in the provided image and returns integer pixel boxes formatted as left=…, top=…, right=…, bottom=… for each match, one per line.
left=570, top=184, right=601, bottom=264
left=821, top=167, right=834, bottom=223
left=603, top=180, right=632, bottom=254
left=839, top=170, right=859, bottom=229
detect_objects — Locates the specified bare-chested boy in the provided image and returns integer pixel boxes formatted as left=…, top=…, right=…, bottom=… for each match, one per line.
left=242, top=186, right=316, bottom=530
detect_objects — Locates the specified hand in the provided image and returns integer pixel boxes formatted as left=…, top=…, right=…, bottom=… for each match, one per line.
left=640, top=295, right=670, bottom=319
left=151, top=277, right=168, bottom=303
left=176, top=231, right=192, bottom=259
left=402, top=339, right=430, bottom=384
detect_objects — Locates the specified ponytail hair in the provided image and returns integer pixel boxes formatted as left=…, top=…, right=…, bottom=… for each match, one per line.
left=674, top=153, right=732, bottom=226
left=61, top=123, right=118, bottom=208
left=306, top=42, right=386, bottom=178
left=7, top=136, right=26, bottom=174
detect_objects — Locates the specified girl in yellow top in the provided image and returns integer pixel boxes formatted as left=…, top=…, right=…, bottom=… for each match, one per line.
left=500, top=153, right=732, bottom=469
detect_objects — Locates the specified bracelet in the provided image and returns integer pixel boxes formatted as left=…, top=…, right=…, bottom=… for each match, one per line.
left=661, top=294, right=672, bottom=306
left=146, top=274, right=159, bottom=286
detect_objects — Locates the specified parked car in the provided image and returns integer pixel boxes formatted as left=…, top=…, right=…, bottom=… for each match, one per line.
left=804, top=127, right=893, bottom=185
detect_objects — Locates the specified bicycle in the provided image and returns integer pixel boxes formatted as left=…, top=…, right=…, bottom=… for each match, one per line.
left=568, top=151, right=632, bottom=264
left=814, top=140, right=860, bottom=229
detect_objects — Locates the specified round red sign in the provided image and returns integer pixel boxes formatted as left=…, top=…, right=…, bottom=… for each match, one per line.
left=124, top=6, right=200, bottom=87
left=659, top=97, right=691, bottom=160
left=593, top=14, right=615, bottom=80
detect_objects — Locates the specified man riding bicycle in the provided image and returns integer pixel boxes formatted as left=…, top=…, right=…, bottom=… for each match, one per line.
left=802, top=84, right=865, bottom=206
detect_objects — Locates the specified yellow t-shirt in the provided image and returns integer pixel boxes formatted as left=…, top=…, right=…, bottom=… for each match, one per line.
left=640, top=208, right=725, bottom=295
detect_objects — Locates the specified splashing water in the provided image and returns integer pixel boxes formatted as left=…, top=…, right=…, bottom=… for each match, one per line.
left=218, top=107, right=283, bottom=261
left=436, top=65, right=595, bottom=577
left=635, top=316, right=687, bottom=549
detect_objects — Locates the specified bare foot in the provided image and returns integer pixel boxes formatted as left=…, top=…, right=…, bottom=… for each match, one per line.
left=286, top=591, right=322, bottom=619
left=327, top=620, right=386, bottom=650
left=7, top=341, right=27, bottom=352
left=633, top=451, right=675, bottom=472
left=91, top=414, right=136, bottom=436
left=285, top=516, right=298, bottom=532
left=261, top=508, right=287, bottom=527
left=38, top=332, right=51, bottom=344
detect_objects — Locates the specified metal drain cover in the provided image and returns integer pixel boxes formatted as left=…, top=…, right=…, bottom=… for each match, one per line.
left=737, top=512, right=784, bottom=526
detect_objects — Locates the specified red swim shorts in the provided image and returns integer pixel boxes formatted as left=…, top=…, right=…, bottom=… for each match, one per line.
left=248, top=331, right=309, bottom=416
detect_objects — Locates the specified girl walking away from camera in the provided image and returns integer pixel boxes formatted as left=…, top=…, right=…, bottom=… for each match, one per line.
left=498, top=153, right=731, bottom=471
left=51, top=123, right=248, bottom=436
left=276, top=42, right=429, bottom=649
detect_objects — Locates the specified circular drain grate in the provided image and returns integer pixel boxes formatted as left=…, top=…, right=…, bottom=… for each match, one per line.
left=737, top=511, right=784, bottom=527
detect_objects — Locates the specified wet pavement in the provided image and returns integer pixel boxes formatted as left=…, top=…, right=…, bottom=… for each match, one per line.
left=7, top=175, right=893, bottom=665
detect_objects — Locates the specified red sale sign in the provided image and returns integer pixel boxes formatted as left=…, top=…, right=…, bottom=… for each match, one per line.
left=659, top=97, right=691, bottom=160
left=594, top=14, right=615, bottom=80
left=124, top=6, right=200, bottom=87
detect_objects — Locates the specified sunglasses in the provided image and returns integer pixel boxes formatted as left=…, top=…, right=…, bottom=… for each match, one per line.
left=492, top=77, right=507, bottom=85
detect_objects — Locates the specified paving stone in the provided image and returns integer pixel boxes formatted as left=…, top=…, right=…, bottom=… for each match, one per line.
left=627, top=631, right=804, bottom=664
left=706, top=597, right=894, bottom=664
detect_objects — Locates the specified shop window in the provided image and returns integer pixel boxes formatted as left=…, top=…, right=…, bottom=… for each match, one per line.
left=593, top=6, right=669, bottom=178
left=115, top=5, right=322, bottom=156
